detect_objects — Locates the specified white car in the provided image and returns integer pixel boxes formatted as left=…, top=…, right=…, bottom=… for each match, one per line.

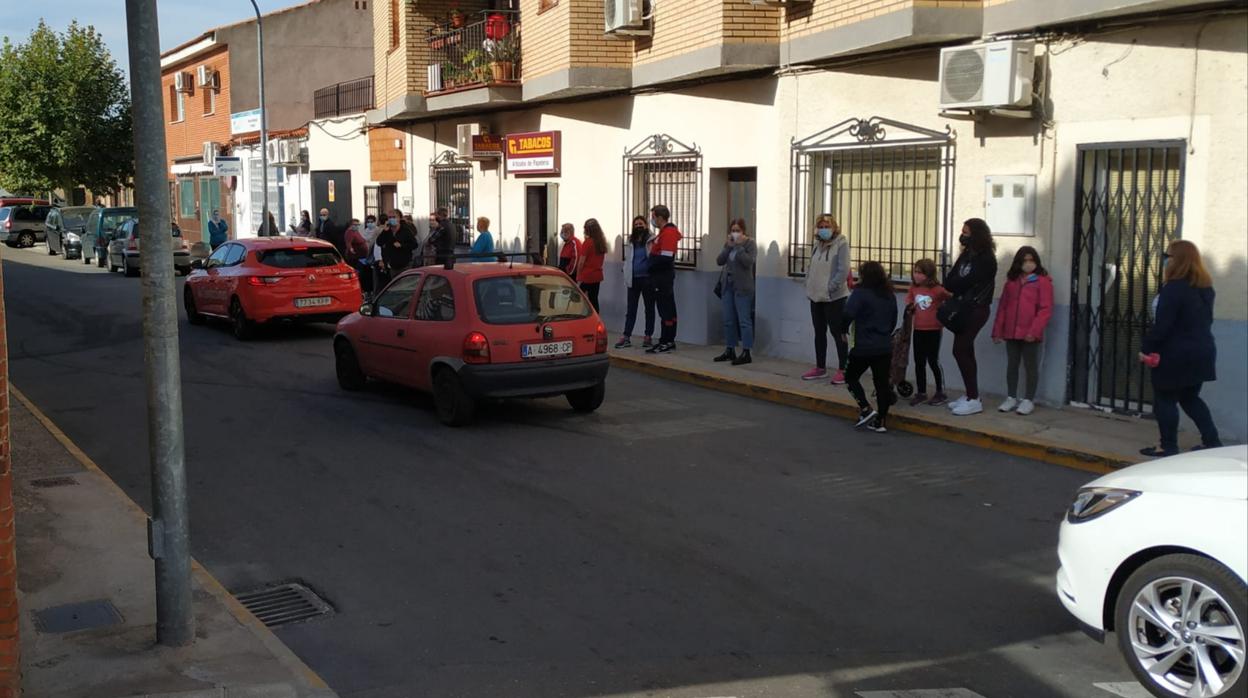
left=1057, top=445, right=1247, bottom=698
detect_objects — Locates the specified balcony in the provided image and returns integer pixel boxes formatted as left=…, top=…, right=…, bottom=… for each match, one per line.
left=423, top=10, right=522, bottom=113
left=314, top=76, right=374, bottom=119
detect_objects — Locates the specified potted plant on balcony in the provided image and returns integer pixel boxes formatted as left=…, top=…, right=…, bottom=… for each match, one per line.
left=486, top=33, right=519, bottom=83
left=450, top=4, right=465, bottom=29
left=463, top=49, right=490, bottom=85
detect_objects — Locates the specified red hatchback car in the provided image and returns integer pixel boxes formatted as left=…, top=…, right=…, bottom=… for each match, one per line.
left=183, top=237, right=362, bottom=340
left=333, top=262, right=610, bottom=426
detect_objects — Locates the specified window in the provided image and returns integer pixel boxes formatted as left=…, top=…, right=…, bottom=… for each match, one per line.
left=206, top=245, right=231, bottom=266
left=415, top=275, right=455, bottom=322
left=373, top=274, right=422, bottom=318
left=169, top=84, right=184, bottom=122
left=178, top=179, right=196, bottom=218
left=203, top=79, right=215, bottom=115
left=257, top=247, right=342, bottom=268
left=623, top=135, right=702, bottom=268
left=62, top=210, right=91, bottom=229
left=474, top=274, right=591, bottom=325
left=389, top=0, right=400, bottom=50
left=431, top=152, right=472, bottom=246
left=789, top=117, right=955, bottom=281
left=221, top=244, right=245, bottom=266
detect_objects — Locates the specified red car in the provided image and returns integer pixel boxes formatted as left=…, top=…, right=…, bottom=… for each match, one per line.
left=333, top=262, right=609, bottom=426
left=183, top=237, right=362, bottom=340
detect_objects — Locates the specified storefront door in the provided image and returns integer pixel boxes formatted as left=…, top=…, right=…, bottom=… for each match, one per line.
left=525, top=183, right=557, bottom=264
left=198, top=177, right=221, bottom=238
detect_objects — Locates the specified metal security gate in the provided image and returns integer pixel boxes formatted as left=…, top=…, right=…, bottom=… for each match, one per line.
left=1069, top=141, right=1185, bottom=413
left=430, top=150, right=472, bottom=245
left=623, top=135, right=702, bottom=267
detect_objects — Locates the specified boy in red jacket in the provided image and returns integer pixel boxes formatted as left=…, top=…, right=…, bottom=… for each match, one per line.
left=991, top=246, right=1054, bottom=415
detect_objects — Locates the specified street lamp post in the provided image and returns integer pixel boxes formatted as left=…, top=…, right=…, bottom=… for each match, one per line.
left=250, top=0, right=269, bottom=235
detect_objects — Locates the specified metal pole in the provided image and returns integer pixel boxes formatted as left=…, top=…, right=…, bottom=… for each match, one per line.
left=123, top=0, right=193, bottom=646
left=251, top=0, right=270, bottom=235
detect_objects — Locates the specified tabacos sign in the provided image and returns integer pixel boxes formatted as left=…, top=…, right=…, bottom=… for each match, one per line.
left=505, top=130, right=561, bottom=176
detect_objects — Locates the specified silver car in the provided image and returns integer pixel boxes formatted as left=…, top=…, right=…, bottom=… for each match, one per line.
left=108, top=218, right=192, bottom=277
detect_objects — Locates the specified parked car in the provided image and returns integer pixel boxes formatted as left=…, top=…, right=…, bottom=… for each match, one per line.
left=1056, top=445, right=1247, bottom=698
left=333, top=261, right=609, bottom=426
left=183, top=237, right=363, bottom=340
left=45, top=206, right=96, bottom=259
left=1, top=202, right=54, bottom=248
left=108, top=218, right=192, bottom=277
left=82, top=207, right=138, bottom=267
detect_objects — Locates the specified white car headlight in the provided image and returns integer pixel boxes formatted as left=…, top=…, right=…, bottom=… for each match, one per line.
left=66, top=232, right=80, bottom=243
left=1067, top=487, right=1141, bottom=523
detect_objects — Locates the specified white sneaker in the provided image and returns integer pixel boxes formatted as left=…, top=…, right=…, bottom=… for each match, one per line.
left=1016, top=399, right=1035, bottom=416
left=951, top=398, right=983, bottom=416
left=947, top=395, right=969, bottom=410
left=998, top=397, right=1019, bottom=413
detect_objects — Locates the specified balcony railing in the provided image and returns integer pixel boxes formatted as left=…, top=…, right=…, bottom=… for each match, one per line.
left=314, top=76, right=374, bottom=119
left=426, top=10, right=521, bottom=95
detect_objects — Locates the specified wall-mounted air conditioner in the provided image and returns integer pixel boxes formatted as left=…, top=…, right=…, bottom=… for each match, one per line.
left=202, top=141, right=219, bottom=166
left=456, top=124, right=480, bottom=159
left=939, top=39, right=1035, bottom=111
left=265, top=139, right=281, bottom=164
left=605, top=0, right=649, bottom=36
left=196, top=65, right=215, bottom=89
left=174, top=72, right=192, bottom=93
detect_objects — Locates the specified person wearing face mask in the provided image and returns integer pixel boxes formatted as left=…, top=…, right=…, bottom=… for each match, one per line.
left=904, top=258, right=951, bottom=406
left=616, top=215, right=656, bottom=349
left=316, top=207, right=346, bottom=256
left=375, top=209, right=417, bottom=285
left=645, top=205, right=683, bottom=354
left=207, top=209, right=229, bottom=249
left=941, top=218, right=999, bottom=416
left=991, top=246, right=1053, bottom=416
left=714, top=218, right=756, bottom=365
left=296, top=210, right=312, bottom=236
left=802, top=214, right=851, bottom=384
left=557, top=223, right=580, bottom=279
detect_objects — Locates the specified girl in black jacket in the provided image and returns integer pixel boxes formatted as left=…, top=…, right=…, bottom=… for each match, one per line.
left=943, top=218, right=998, bottom=416
left=842, top=261, right=899, bottom=433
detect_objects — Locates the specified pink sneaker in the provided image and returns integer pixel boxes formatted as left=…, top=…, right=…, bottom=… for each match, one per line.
left=830, top=370, right=846, bottom=385
left=801, top=367, right=828, bottom=381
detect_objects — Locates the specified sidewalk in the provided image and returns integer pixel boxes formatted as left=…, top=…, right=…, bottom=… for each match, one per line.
left=609, top=338, right=1170, bottom=473
left=9, top=388, right=337, bottom=698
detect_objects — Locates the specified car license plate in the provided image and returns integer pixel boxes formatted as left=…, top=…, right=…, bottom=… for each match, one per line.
left=295, top=296, right=332, bottom=308
left=522, top=340, right=573, bottom=359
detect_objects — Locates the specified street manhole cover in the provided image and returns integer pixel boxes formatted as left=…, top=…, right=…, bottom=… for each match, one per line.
left=33, top=599, right=123, bottom=633
left=234, top=581, right=333, bottom=628
left=30, top=476, right=78, bottom=488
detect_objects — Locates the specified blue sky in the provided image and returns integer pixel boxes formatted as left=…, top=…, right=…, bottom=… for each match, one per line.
left=0, top=0, right=291, bottom=75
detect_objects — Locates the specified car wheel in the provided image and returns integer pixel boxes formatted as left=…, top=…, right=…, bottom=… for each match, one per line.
left=1115, top=553, right=1247, bottom=698
left=123, top=258, right=138, bottom=277
left=566, top=380, right=606, bottom=413
left=18, top=232, right=35, bottom=248
left=334, top=340, right=367, bottom=391
left=230, top=299, right=254, bottom=341
left=433, top=368, right=475, bottom=427
left=184, top=288, right=205, bottom=326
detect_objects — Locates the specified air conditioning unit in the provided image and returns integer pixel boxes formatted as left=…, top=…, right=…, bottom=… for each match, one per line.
left=202, top=141, right=219, bottom=166
left=939, top=39, right=1035, bottom=110
left=605, top=0, right=649, bottom=36
left=265, top=139, right=281, bottom=163
left=196, top=65, right=215, bottom=88
left=174, top=71, right=193, bottom=93
left=456, top=124, right=480, bottom=158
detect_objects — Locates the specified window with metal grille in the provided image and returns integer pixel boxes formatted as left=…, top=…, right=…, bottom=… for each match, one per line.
left=789, top=118, right=955, bottom=281
left=364, top=186, right=380, bottom=221
left=623, top=135, right=702, bottom=268
left=431, top=151, right=472, bottom=246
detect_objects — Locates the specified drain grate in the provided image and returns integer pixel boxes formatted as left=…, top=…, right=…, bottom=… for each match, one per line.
left=234, top=582, right=333, bottom=628
left=30, top=476, right=78, bottom=488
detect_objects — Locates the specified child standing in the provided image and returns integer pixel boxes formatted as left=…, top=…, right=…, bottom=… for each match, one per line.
left=842, top=261, right=899, bottom=433
left=991, top=246, right=1054, bottom=416
left=904, top=259, right=951, bottom=406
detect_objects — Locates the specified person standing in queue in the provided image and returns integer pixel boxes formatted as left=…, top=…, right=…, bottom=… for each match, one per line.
left=714, top=218, right=756, bottom=366
left=470, top=216, right=496, bottom=262
left=376, top=210, right=417, bottom=287
left=577, top=219, right=608, bottom=312
left=426, top=208, right=455, bottom=266
left=842, top=261, right=899, bottom=434
left=207, top=209, right=229, bottom=249
left=296, top=210, right=312, bottom=236
left=802, top=214, right=852, bottom=384
left=316, top=208, right=346, bottom=257
left=616, top=216, right=656, bottom=349
left=557, top=223, right=580, bottom=279
left=646, top=205, right=681, bottom=354
left=344, top=218, right=372, bottom=295
left=943, top=218, right=998, bottom=416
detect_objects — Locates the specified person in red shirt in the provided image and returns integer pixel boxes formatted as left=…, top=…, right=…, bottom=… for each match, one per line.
left=904, top=258, right=952, bottom=406
left=646, top=205, right=682, bottom=353
left=577, top=218, right=608, bottom=312
left=557, top=223, right=579, bottom=280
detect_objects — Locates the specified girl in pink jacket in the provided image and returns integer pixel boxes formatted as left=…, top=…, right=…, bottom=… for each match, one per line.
left=992, top=246, right=1053, bottom=415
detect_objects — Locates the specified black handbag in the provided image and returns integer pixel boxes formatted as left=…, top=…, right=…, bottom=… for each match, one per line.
left=713, top=280, right=723, bottom=298
left=937, top=296, right=968, bottom=333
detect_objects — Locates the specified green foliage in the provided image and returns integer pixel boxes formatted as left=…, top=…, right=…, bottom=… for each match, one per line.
left=0, top=21, right=133, bottom=196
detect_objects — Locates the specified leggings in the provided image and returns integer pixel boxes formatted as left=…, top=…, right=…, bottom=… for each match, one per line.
left=846, top=353, right=894, bottom=418
left=1154, top=383, right=1222, bottom=453
left=912, top=329, right=944, bottom=394
left=1006, top=339, right=1040, bottom=400
left=580, top=282, right=601, bottom=312
left=952, top=304, right=991, bottom=399
left=810, top=299, right=848, bottom=370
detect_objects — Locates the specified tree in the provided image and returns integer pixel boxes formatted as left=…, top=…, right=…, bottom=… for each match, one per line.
left=0, top=21, right=133, bottom=197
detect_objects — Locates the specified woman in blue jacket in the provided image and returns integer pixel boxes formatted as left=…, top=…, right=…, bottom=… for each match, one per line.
left=1139, top=240, right=1221, bottom=457
left=842, top=261, right=898, bottom=433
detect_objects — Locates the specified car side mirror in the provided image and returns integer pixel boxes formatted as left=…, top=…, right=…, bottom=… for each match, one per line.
left=359, top=303, right=374, bottom=316
left=190, top=259, right=204, bottom=270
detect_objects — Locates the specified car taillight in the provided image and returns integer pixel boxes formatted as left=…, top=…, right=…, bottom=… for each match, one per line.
left=2, top=220, right=9, bottom=231
left=247, top=276, right=282, bottom=286
left=463, top=331, right=490, bottom=364
left=127, top=239, right=138, bottom=251
left=594, top=321, right=607, bottom=354
left=338, top=271, right=356, bottom=281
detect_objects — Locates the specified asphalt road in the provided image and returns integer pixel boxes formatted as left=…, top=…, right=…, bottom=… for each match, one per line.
left=2, top=245, right=1144, bottom=698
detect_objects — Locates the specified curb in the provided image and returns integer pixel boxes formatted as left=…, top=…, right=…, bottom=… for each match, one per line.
left=9, top=386, right=336, bottom=697
left=610, top=355, right=1131, bottom=474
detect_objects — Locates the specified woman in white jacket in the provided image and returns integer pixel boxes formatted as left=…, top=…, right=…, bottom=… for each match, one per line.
left=802, top=214, right=852, bottom=384
left=615, top=215, right=658, bottom=349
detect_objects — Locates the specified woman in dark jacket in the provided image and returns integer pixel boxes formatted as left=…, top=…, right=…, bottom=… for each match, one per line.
left=1139, top=240, right=1221, bottom=457
left=943, top=218, right=998, bottom=416
left=842, top=261, right=898, bottom=434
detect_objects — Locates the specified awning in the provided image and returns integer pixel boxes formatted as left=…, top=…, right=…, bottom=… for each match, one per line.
left=171, top=162, right=213, bottom=176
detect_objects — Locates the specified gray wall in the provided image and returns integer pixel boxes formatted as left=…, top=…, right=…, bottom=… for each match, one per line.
left=223, top=0, right=374, bottom=132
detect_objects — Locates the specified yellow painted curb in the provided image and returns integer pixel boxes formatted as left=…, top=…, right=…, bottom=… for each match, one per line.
left=9, top=385, right=332, bottom=692
left=610, top=355, right=1126, bottom=475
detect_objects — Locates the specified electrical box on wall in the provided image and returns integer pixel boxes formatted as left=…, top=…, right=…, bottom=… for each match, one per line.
left=985, top=175, right=1035, bottom=236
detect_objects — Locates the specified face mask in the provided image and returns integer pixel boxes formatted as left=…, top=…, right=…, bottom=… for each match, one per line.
left=959, top=234, right=971, bottom=247
left=815, top=228, right=832, bottom=241
left=1022, top=261, right=1037, bottom=274
left=561, top=231, right=571, bottom=241
left=211, top=215, right=219, bottom=221
left=632, top=226, right=647, bottom=236
left=387, top=218, right=398, bottom=226
left=320, top=215, right=328, bottom=221
left=730, top=232, right=742, bottom=242
left=649, top=217, right=659, bottom=229
left=912, top=272, right=927, bottom=285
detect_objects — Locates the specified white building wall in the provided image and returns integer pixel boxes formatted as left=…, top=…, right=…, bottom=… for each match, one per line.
left=308, top=116, right=376, bottom=224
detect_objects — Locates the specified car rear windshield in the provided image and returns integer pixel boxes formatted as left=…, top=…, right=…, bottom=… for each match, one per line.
left=258, top=247, right=342, bottom=268
left=101, top=212, right=136, bottom=234
left=474, top=274, right=593, bottom=325
left=62, top=211, right=91, bottom=229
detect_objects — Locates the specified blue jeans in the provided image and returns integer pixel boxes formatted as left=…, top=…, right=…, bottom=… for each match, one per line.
left=623, top=278, right=656, bottom=338
left=721, top=279, right=754, bottom=350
